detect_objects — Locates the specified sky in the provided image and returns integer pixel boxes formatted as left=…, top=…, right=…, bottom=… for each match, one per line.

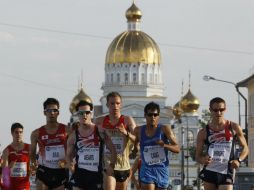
left=0, top=0, right=253, bottom=151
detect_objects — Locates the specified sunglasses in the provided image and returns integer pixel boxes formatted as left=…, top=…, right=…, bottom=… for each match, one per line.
left=147, top=113, right=159, bottom=117
left=78, top=110, right=92, bottom=116
left=211, top=108, right=226, bottom=112
left=44, top=108, right=59, bottom=113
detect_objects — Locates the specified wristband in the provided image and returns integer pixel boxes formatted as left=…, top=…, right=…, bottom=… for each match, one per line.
left=125, top=131, right=129, bottom=137
left=237, top=158, right=243, bottom=164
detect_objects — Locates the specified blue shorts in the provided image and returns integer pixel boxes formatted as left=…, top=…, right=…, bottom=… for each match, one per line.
left=140, top=165, right=169, bottom=188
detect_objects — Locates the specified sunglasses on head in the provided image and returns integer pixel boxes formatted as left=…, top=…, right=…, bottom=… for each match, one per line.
left=78, top=110, right=92, bottom=116
left=147, top=113, right=159, bottom=117
left=211, top=108, right=226, bottom=112
left=44, top=108, right=59, bottom=113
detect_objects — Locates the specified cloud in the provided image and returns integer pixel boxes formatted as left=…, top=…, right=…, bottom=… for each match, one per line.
left=0, top=31, right=15, bottom=43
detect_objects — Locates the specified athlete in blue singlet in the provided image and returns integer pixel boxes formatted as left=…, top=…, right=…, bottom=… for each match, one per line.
left=134, top=102, right=180, bottom=190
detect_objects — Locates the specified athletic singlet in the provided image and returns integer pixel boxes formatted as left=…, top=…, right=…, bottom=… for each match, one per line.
left=140, top=124, right=169, bottom=167
left=8, top=143, right=30, bottom=190
left=204, top=121, right=235, bottom=174
left=74, top=126, right=103, bottom=172
left=38, top=124, right=67, bottom=168
left=102, top=115, right=131, bottom=170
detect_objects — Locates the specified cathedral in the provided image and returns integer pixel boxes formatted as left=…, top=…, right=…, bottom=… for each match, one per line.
left=69, top=2, right=201, bottom=189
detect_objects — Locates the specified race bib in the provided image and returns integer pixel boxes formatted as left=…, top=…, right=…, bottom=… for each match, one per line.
left=78, top=147, right=100, bottom=172
left=206, top=142, right=232, bottom=174
left=105, top=136, right=124, bottom=154
left=10, top=162, right=27, bottom=177
left=45, top=145, right=65, bottom=163
left=143, top=145, right=166, bottom=165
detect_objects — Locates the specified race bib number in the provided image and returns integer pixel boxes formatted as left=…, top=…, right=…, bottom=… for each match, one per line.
left=143, top=145, right=166, bottom=165
left=45, top=145, right=65, bottom=162
left=78, top=147, right=99, bottom=171
left=105, top=137, right=124, bottom=154
left=206, top=142, right=232, bottom=174
left=10, top=162, right=27, bottom=177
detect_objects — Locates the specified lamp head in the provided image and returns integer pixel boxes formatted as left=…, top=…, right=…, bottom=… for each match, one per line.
left=203, top=75, right=215, bottom=81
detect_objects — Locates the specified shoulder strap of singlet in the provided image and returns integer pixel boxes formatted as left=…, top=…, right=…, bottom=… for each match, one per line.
left=204, top=125, right=210, bottom=145
left=95, top=126, right=104, bottom=172
left=227, top=121, right=236, bottom=161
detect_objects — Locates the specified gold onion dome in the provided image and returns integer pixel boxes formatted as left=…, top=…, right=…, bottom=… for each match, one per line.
left=180, top=89, right=200, bottom=113
left=69, top=88, right=92, bottom=114
left=125, top=3, right=142, bottom=22
left=173, top=101, right=183, bottom=119
left=105, top=3, right=161, bottom=65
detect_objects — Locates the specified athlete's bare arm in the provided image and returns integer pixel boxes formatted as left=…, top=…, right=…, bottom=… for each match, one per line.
left=104, top=133, right=117, bottom=176
left=66, top=131, right=75, bottom=173
left=159, top=124, right=180, bottom=153
left=30, top=129, right=39, bottom=167
left=1, top=148, right=9, bottom=168
left=230, top=122, right=249, bottom=168
left=195, top=128, right=212, bottom=165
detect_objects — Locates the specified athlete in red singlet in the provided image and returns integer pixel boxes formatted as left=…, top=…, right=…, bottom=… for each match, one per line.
left=30, top=97, right=70, bottom=190
left=1, top=123, right=30, bottom=190
left=95, top=92, right=136, bottom=190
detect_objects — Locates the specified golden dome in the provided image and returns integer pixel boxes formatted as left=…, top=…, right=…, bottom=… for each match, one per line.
left=126, top=3, right=142, bottom=22
left=180, top=89, right=200, bottom=113
left=173, top=101, right=183, bottom=119
left=105, top=2, right=161, bottom=65
left=106, top=31, right=161, bottom=64
left=69, top=88, right=92, bottom=114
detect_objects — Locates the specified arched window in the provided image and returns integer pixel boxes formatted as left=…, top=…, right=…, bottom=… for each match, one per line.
left=149, top=73, right=153, bottom=83
left=110, top=73, right=113, bottom=84
left=133, top=73, right=137, bottom=84
left=141, top=73, right=145, bottom=84
left=124, top=73, right=128, bottom=84
left=187, top=130, right=194, bottom=146
left=117, top=73, right=120, bottom=84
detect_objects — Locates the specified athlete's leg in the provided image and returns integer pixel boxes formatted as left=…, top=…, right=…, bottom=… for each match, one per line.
left=36, top=179, right=49, bottom=190
left=115, top=179, right=129, bottom=190
left=141, top=183, right=156, bottom=190
left=218, top=184, right=233, bottom=190
left=104, top=174, right=116, bottom=190
left=204, top=181, right=218, bottom=190
left=73, top=187, right=83, bottom=190
left=53, top=185, right=65, bottom=190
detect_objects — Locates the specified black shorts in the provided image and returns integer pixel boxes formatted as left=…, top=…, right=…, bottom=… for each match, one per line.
left=113, top=170, right=130, bottom=183
left=36, top=165, right=68, bottom=189
left=72, top=168, right=103, bottom=190
left=199, top=169, right=233, bottom=187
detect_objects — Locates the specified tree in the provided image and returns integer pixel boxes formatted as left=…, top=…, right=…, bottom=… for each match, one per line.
left=199, top=109, right=211, bottom=128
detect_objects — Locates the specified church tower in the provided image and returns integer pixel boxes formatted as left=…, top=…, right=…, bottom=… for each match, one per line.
left=100, top=2, right=167, bottom=117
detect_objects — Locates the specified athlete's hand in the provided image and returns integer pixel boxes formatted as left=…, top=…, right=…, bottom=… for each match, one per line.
left=155, top=140, right=164, bottom=147
left=9, top=160, right=17, bottom=168
left=117, top=123, right=128, bottom=136
left=68, top=162, right=75, bottom=173
left=202, top=155, right=212, bottom=165
left=230, top=159, right=240, bottom=169
left=106, top=164, right=114, bottom=176
left=58, top=159, right=66, bottom=168
left=30, top=162, right=38, bottom=175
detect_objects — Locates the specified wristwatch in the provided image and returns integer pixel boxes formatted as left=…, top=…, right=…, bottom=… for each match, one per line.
left=125, top=131, right=129, bottom=138
left=237, top=158, right=243, bottom=163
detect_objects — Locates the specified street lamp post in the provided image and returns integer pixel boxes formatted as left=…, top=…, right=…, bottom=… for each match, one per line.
left=203, top=75, right=248, bottom=165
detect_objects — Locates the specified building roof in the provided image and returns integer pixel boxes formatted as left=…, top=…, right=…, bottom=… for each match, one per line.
left=237, top=74, right=254, bottom=87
